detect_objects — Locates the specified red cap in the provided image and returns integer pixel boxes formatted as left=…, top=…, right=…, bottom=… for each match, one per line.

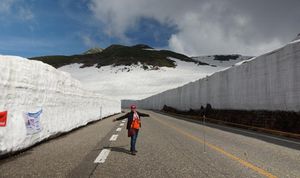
left=130, top=105, right=136, bottom=109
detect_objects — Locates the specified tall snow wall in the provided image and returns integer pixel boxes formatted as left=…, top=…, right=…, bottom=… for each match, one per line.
left=126, top=39, right=300, bottom=112
left=0, top=56, right=121, bottom=155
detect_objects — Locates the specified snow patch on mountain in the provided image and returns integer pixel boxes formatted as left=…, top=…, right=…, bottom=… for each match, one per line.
left=59, top=57, right=246, bottom=101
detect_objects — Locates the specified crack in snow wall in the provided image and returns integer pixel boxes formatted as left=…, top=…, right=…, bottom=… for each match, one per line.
left=0, top=56, right=121, bottom=155
left=126, top=40, right=300, bottom=112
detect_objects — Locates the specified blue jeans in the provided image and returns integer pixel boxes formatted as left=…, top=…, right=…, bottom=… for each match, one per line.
left=130, top=129, right=139, bottom=152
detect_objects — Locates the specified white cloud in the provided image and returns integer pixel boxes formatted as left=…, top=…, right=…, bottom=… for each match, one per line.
left=0, top=0, right=15, bottom=13
left=0, top=0, right=34, bottom=21
left=88, top=0, right=178, bottom=40
left=18, top=6, right=34, bottom=21
left=88, top=0, right=299, bottom=56
left=81, top=34, right=98, bottom=47
left=168, top=11, right=282, bottom=56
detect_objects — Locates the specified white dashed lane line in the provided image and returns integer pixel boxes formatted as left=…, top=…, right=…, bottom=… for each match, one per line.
left=94, top=120, right=125, bottom=164
left=121, top=120, right=126, bottom=123
left=94, top=149, right=111, bottom=163
left=109, top=134, right=119, bottom=141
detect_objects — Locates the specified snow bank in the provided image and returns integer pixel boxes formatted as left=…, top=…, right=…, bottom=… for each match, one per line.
left=0, top=56, right=120, bottom=155
left=129, top=40, right=300, bottom=112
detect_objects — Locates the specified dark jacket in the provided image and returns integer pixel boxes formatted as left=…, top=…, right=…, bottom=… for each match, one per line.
left=116, top=111, right=150, bottom=130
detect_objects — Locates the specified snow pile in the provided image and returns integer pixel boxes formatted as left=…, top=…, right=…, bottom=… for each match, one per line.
left=59, top=58, right=233, bottom=101
left=131, top=40, right=300, bottom=112
left=0, top=56, right=120, bottom=155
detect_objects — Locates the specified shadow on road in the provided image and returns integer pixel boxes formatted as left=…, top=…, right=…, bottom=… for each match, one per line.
left=0, top=151, right=33, bottom=165
left=154, top=111, right=300, bottom=151
left=104, top=145, right=132, bottom=155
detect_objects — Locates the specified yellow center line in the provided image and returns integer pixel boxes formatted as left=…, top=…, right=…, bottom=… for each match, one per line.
left=152, top=116, right=277, bottom=178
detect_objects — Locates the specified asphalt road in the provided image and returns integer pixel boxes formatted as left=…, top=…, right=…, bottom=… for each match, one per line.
left=0, top=110, right=299, bottom=178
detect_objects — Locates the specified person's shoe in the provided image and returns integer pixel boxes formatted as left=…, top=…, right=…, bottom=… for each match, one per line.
left=130, top=151, right=136, bottom=155
left=133, top=150, right=138, bottom=153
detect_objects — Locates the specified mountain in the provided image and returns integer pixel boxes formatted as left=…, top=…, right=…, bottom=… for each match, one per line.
left=192, top=54, right=253, bottom=67
left=30, top=43, right=251, bottom=100
left=83, top=47, right=103, bottom=54
left=30, top=44, right=208, bottom=69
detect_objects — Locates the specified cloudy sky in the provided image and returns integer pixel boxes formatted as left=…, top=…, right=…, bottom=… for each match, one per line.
left=0, top=0, right=299, bottom=57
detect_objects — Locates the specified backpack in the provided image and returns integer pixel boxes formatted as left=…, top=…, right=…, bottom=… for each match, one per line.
left=131, top=112, right=141, bottom=129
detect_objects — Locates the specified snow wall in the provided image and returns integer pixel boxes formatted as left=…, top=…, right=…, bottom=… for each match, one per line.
left=123, top=40, right=300, bottom=112
left=0, top=56, right=121, bottom=155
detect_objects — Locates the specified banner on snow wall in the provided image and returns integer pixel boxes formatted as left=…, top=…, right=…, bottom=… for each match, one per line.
left=24, top=109, right=43, bottom=134
left=0, top=111, right=8, bottom=127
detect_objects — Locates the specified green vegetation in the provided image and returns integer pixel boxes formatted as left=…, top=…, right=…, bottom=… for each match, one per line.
left=30, top=44, right=209, bottom=69
left=213, top=55, right=240, bottom=61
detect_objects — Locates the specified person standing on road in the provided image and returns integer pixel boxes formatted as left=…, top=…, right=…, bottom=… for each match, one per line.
left=113, top=105, right=150, bottom=155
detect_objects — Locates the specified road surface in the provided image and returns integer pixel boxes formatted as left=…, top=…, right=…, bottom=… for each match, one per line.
left=0, top=110, right=299, bottom=178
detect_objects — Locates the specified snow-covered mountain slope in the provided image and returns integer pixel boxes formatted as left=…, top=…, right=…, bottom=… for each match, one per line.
left=59, top=56, right=249, bottom=101
left=83, top=47, right=104, bottom=54
left=0, top=55, right=120, bottom=155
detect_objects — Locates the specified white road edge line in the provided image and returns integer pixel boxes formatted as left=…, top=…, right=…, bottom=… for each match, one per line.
left=109, top=134, right=119, bottom=141
left=116, top=128, right=122, bottom=132
left=94, top=149, right=111, bottom=163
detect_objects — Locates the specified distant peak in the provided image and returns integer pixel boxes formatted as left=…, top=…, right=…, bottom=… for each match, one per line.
left=104, top=44, right=152, bottom=51
left=131, top=44, right=153, bottom=49
left=293, top=33, right=300, bottom=41
left=83, top=47, right=103, bottom=54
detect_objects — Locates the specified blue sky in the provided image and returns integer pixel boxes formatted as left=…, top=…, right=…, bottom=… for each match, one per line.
left=0, top=0, right=176, bottom=57
left=0, top=0, right=299, bottom=58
